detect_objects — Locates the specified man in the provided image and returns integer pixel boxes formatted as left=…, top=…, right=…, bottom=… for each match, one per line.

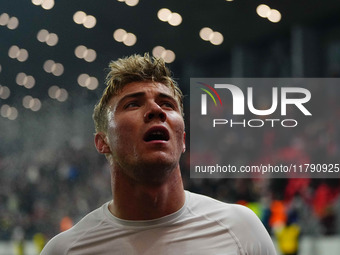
left=41, top=53, right=277, bottom=254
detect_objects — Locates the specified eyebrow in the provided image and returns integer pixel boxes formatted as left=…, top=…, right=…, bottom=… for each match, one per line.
left=117, top=91, right=178, bottom=108
left=118, top=92, right=145, bottom=105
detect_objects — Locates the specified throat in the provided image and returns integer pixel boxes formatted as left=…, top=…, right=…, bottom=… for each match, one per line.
left=110, top=168, right=185, bottom=220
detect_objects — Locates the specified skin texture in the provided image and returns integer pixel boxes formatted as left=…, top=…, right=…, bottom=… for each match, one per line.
left=94, top=81, right=186, bottom=220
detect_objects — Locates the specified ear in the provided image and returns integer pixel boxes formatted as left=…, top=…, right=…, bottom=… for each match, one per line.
left=182, top=131, right=186, bottom=153
left=94, top=132, right=111, bottom=154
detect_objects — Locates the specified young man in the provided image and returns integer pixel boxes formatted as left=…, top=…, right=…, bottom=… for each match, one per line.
left=41, top=54, right=277, bottom=254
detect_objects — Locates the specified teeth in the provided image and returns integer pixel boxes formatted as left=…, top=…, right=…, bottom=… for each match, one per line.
left=144, top=129, right=169, bottom=142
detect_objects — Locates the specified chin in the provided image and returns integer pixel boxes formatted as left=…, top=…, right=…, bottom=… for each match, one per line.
left=131, top=159, right=179, bottom=183
left=145, top=157, right=178, bottom=171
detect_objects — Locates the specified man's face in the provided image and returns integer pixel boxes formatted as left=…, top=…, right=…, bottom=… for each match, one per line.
left=101, top=81, right=186, bottom=183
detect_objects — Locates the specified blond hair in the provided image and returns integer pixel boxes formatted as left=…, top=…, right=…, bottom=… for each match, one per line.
left=93, top=53, right=183, bottom=133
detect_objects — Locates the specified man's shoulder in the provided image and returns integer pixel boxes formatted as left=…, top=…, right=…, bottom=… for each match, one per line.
left=40, top=203, right=108, bottom=255
left=186, top=191, right=276, bottom=254
left=186, top=190, right=252, bottom=219
left=187, top=190, right=265, bottom=224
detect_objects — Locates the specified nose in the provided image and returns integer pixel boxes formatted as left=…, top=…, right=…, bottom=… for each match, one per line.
left=144, top=102, right=167, bottom=123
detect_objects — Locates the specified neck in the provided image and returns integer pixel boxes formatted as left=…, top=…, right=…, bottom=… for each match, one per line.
left=109, top=166, right=185, bottom=221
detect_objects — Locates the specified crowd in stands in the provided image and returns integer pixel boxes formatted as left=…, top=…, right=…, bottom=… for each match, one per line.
left=0, top=84, right=340, bottom=245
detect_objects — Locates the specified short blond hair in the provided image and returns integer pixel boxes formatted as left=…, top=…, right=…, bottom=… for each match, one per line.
left=93, top=53, right=184, bottom=133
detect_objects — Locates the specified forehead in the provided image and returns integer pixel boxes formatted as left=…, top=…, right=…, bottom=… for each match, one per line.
left=110, top=81, right=174, bottom=104
left=121, top=81, right=172, bottom=95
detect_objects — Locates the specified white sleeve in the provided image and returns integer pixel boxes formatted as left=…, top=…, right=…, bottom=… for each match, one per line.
left=227, top=204, right=277, bottom=255
left=40, top=232, right=69, bottom=255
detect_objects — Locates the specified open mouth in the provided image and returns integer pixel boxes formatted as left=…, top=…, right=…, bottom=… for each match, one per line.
left=143, top=126, right=170, bottom=142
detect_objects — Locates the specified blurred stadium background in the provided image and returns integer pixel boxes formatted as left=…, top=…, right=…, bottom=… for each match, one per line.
left=1, top=0, right=340, bottom=254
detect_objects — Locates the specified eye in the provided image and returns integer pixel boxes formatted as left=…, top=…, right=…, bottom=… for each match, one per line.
left=160, top=101, right=175, bottom=110
left=124, top=101, right=140, bottom=109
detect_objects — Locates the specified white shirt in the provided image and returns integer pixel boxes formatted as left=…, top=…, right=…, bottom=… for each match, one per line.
left=41, top=191, right=276, bottom=255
